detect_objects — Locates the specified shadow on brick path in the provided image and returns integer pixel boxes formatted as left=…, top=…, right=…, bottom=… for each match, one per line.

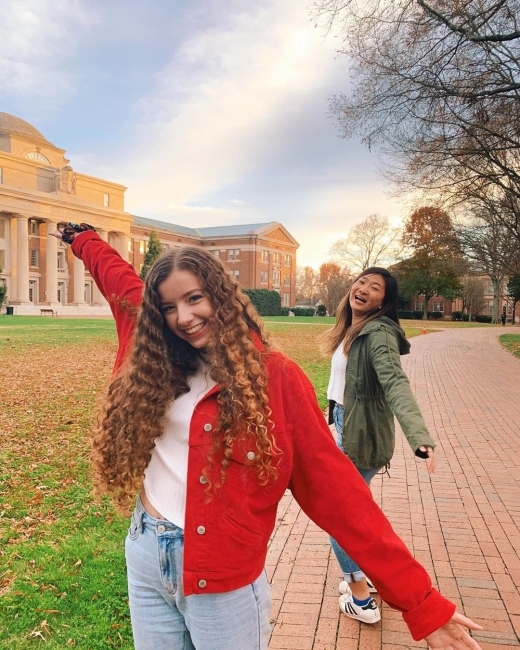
left=267, top=326, right=520, bottom=650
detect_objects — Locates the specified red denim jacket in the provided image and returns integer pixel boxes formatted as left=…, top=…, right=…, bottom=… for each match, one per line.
left=72, top=232, right=455, bottom=640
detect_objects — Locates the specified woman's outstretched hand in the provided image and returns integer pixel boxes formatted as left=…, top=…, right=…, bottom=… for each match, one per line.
left=425, top=612, right=483, bottom=650
left=418, top=445, right=436, bottom=474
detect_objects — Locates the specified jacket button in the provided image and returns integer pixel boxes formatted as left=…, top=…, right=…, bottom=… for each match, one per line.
left=246, top=451, right=255, bottom=461
left=203, top=423, right=212, bottom=432
left=199, top=475, right=208, bottom=484
left=198, top=579, right=207, bottom=588
left=197, top=526, right=206, bottom=535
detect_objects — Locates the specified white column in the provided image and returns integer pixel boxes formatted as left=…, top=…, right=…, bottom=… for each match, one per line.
left=45, top=221, right=59, bottom=304
left=16, top=215, right=30, bottom=304
left=119, top=233, right=129, bottom=262
left=72, top=255, right=86, bottom=305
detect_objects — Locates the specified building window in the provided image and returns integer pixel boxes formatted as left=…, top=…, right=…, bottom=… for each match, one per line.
left=30, top=249, right=39, bottom=267
left=30, top=220, right=38, bottom=235
left=262, top=250, right=269, bottom=263
left=273, top=271, right=280, bottom=285
left=139, top=240, right=147, bottom=254
left=260, top=271, right=268, bottom=284
left=57, top=251, right=65, bottom=272
left=161, top=243, right=169, bottom=252
left=432, top=302, right=444, bottom=312
left=128, top=239, right=133, bottom=252
left=0, top=249, right=5, bottom=267
left=228, top=269, right=240, bottom=280
left=25, top=152, right=51, bottom=164
left=415, top=301, right=425, bottom=311
left=273, top=252, right=281, bottom=264
left=283, top=275, right=290, bottom=286
left=212, top=250, right=220, bottom=258
left=283, top=292, right=290, bottom=306
left=103, top=193, right=110, bottom=207
left=284, top=254, right=291, bottom=267
left=508, top=303, right=513, bottom=315
left=0, top=219, right=5, bottom=239
left=227, top=249, right=240, bottom=261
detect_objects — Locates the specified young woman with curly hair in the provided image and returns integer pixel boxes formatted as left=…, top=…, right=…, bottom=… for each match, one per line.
left=321, top=268, right=436, bottom=625
left=52, top=224, right=482, bottom=650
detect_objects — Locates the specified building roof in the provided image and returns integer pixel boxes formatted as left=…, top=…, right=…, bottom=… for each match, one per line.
left=0, top=112, right=52, bottom=145
left=132, top=215, right=279, bottom=239
left=197, top=223, right=276, bottom=237
left=132, top=215, right=199, bottom=236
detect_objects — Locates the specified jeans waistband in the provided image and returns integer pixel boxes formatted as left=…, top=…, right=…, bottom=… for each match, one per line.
left=133, top=494, right=184, bottom=537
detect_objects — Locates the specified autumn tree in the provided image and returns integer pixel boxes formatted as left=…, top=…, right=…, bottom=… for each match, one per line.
left=311, top=0, right=520, bottom=242
left=329, top=214, right=402, bottom=272
left=139, top=230, right=163, bottom=280
left=317, top=262, right=352, bottom=315
left=296, top=266, right=319, bottom=304
left=395, top=207, right=465, bottom=318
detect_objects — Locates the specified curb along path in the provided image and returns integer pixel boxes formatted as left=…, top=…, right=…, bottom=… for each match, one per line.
left=267, top=327, right=520, bottom=650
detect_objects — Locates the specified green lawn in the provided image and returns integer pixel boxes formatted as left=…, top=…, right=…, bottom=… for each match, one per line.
left=500, top=334, right=520, bottom=359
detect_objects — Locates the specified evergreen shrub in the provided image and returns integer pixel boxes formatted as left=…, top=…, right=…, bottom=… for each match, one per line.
left=243, top=289, right=282, bottom=316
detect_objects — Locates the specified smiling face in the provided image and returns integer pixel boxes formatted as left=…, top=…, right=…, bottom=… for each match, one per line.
left=349, top=273, right=386, bottom=319
left=158, top=269, right=215, bottom=349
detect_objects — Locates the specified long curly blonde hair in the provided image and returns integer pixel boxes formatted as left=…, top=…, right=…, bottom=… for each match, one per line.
left=92, top=246, right=278, bottom=512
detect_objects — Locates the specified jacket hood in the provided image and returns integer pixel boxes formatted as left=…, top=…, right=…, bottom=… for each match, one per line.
left=359, top=316, right=411, bottom=356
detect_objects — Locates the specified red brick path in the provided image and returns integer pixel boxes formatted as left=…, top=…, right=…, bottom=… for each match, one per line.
left=267, top=326, right=520, bottom=650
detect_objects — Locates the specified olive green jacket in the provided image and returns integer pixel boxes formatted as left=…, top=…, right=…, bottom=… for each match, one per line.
left=341, top=317, right=435, bottom=469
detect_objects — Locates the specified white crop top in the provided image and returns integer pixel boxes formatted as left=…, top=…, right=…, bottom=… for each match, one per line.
left=143, top=366, right=217, bottom=528
left=326, top=345, right=348, bottom=405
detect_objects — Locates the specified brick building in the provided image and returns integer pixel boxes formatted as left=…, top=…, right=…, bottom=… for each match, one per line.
left=0, top=112, right=298, bottom=314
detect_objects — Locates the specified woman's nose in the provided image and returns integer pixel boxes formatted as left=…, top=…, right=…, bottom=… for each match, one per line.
left=176, top=305, right=193, bottom=326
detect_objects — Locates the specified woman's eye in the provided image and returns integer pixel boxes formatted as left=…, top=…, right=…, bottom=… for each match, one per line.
left=189, top=294, right=203, bottom=302
left=162, top=305, right=175, bottom=314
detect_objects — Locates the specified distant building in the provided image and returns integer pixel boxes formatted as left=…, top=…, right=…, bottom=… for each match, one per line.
left=0, top=112, right=298, bottom=314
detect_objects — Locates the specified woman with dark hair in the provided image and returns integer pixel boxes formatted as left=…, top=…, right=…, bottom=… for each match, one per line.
left=52, top=227, right=481, bottom=650
left=322, top=267, right=436, bottom=625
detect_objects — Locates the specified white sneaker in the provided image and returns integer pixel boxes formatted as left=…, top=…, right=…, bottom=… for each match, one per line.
left=339, top=592, right=381, bottom=624
left=339, top=579, right=377, bottom=595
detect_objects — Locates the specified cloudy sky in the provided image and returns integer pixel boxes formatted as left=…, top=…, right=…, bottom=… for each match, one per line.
left=0, top=0, right=404, bottom=267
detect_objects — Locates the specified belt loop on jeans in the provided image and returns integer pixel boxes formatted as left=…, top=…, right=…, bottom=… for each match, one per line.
left=135, top=495, right=146, bottom=533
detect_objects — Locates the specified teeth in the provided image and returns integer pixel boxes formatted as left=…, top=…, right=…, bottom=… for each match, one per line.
left=185, top=323, right=205, bottom=335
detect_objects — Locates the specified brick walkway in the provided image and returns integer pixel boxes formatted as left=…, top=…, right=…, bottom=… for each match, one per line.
left=267, top=326, right=520, bottom=650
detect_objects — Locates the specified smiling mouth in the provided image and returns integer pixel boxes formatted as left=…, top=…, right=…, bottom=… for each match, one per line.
left=354, top=295, right=367, bottom=304
left=184, top=322, right=206, bottom=336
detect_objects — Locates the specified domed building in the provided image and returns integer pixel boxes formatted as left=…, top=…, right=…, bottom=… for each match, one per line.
left=0, top=113, right=298, bottom=314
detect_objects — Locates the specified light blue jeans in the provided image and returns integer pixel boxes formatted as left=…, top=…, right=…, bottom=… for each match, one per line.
left=125, top=496, right=272, bottom=649
left=330, top=404, right=381, bottom=583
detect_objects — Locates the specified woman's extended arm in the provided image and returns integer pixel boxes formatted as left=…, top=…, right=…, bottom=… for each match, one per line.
left=368, top=328, right=436, bottom=472
left=50, top=227, right=143, bottom=373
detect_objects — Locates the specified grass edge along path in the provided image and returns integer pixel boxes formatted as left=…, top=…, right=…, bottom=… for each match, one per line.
left=500, top=333, right=520, bottom=359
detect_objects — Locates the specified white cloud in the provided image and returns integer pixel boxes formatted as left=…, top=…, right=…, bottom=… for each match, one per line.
left=121, top=0, right=339, bottom=217
left=0, top=0, right=95, bottom=106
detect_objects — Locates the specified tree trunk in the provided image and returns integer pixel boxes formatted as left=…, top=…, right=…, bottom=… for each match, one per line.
left=491, top=277, right=501, bottom=324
